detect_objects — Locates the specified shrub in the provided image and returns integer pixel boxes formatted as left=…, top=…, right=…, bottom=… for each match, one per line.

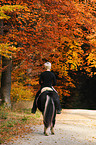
left=11, top=82, right=34, bottom=102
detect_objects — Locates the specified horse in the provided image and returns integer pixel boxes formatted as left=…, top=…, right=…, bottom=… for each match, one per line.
left=36, top=87, right=56, bottom=136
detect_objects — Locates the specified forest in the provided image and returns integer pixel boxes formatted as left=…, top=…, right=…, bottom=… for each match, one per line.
left=0, top=0, right=96, bottom=109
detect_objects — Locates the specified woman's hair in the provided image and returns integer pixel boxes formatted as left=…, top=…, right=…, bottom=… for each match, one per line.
left=44, top=62, right=51, bottom=70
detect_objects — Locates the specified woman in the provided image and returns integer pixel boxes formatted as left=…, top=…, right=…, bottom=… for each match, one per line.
left=31, top=62, right=61, bottom=114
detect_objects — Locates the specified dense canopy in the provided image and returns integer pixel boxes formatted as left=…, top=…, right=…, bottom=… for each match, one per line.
left=0, top=0, right=96, bottom=108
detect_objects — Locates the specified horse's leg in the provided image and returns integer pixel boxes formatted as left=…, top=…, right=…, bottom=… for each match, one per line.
left=44, top=126, right=49, bottom=136
left=51, top=113, right=56, bottom=135
left=51, top=126, right=55, bottom=135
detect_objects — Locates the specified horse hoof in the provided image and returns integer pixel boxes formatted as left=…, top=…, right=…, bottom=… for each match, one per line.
left=45, top=133, right=49, bottom=136
left=51, top=128, right=55, bottom=135
left=51, top=131, right=55, bottom=135
left=51, top=132, right=55, bottom=135
left=44, top=132, right=49, bottom=136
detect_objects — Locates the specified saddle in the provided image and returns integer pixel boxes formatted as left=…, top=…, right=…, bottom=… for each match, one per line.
left=41, top=87, right=53, bottom=93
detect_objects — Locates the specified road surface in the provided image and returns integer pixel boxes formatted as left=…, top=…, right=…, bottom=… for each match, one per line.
left=8, top=109, right=96, bottom=145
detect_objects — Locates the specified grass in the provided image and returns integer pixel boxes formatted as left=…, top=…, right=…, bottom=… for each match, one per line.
left=0, top=104, right=42, bottom=144
left=0, top=110, right=8, bottom=119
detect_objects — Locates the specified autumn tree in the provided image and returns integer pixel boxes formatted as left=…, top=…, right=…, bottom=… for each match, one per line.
left=0, top=6, right=12, bottom=106
left=0, top=4, right=25, bottom=106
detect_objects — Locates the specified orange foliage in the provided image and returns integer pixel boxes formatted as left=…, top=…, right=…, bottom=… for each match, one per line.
left=0, top=0, right=96, bottom=99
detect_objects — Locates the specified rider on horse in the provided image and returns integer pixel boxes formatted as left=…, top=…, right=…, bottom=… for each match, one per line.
left=31, top=62, right=62, bottom=114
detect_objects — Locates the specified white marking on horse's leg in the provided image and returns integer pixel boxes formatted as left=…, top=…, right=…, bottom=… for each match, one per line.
left=51, top=127, right=55, bottom=135
left=44, top=126, right=49, bottom=136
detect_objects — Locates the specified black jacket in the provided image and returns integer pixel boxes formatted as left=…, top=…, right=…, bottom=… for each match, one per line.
left=39, top=71, right=56, bottom=88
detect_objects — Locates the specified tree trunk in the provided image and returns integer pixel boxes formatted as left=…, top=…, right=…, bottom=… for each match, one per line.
left=1, top=56, right=12, bottom=107
left=0, top=19, right=3, bottom=105
left=0, top=56, right=1, bottom=105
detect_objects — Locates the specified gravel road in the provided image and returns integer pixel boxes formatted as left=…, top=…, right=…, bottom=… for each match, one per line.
left=8, top=109, right=96, bottom=145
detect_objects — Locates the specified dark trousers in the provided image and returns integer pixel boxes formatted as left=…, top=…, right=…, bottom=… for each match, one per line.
left=32, top=88, right=61, bottom=112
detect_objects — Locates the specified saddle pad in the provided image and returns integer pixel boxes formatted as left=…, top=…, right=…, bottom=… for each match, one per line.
left=41, top=87, right=53, bottom=93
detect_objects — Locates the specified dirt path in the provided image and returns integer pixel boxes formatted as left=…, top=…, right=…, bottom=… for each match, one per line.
left=8, top=109, right=96, bottom=145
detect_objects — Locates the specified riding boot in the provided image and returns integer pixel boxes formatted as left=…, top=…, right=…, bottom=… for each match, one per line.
left=31, top=90, right=41, bottom=114
left=31, top=99, right=37, bottom=114
left=55, top=99, right=62, bottom=114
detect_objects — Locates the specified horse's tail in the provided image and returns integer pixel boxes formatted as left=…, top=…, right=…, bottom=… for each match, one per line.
left=43, top=92, right=55, bottom=128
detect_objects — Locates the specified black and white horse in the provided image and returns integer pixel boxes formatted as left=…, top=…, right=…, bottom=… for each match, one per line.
left=36, top=87, right=56, bottom=136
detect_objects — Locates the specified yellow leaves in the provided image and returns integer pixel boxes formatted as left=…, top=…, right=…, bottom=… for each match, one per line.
left=60, top=37, right=83, bottom=70
left=87, top=48, right=96, bottom=67
left=0, top=12, right=10, bottom=19
left=60, top=36, right=79, bottom=49
left=0, top=5, right=25, bottom=12
left=11, top=82, right=34, bottom=102
left=30, top=79, right=39, bottom=86
left=90, top=39, right=96, bottom=48
left=0, top=5, right=26, bottom=20
left=87, top=32, right=96, bottom=47
left=67, top=49, right=83, bottom=70
left=0, top=43, right=17, bottom=58
left=59, top=36, right=83, bottom=71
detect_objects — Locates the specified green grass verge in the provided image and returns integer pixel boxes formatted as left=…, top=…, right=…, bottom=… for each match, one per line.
left=0, top=105, right=42, bottom=144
